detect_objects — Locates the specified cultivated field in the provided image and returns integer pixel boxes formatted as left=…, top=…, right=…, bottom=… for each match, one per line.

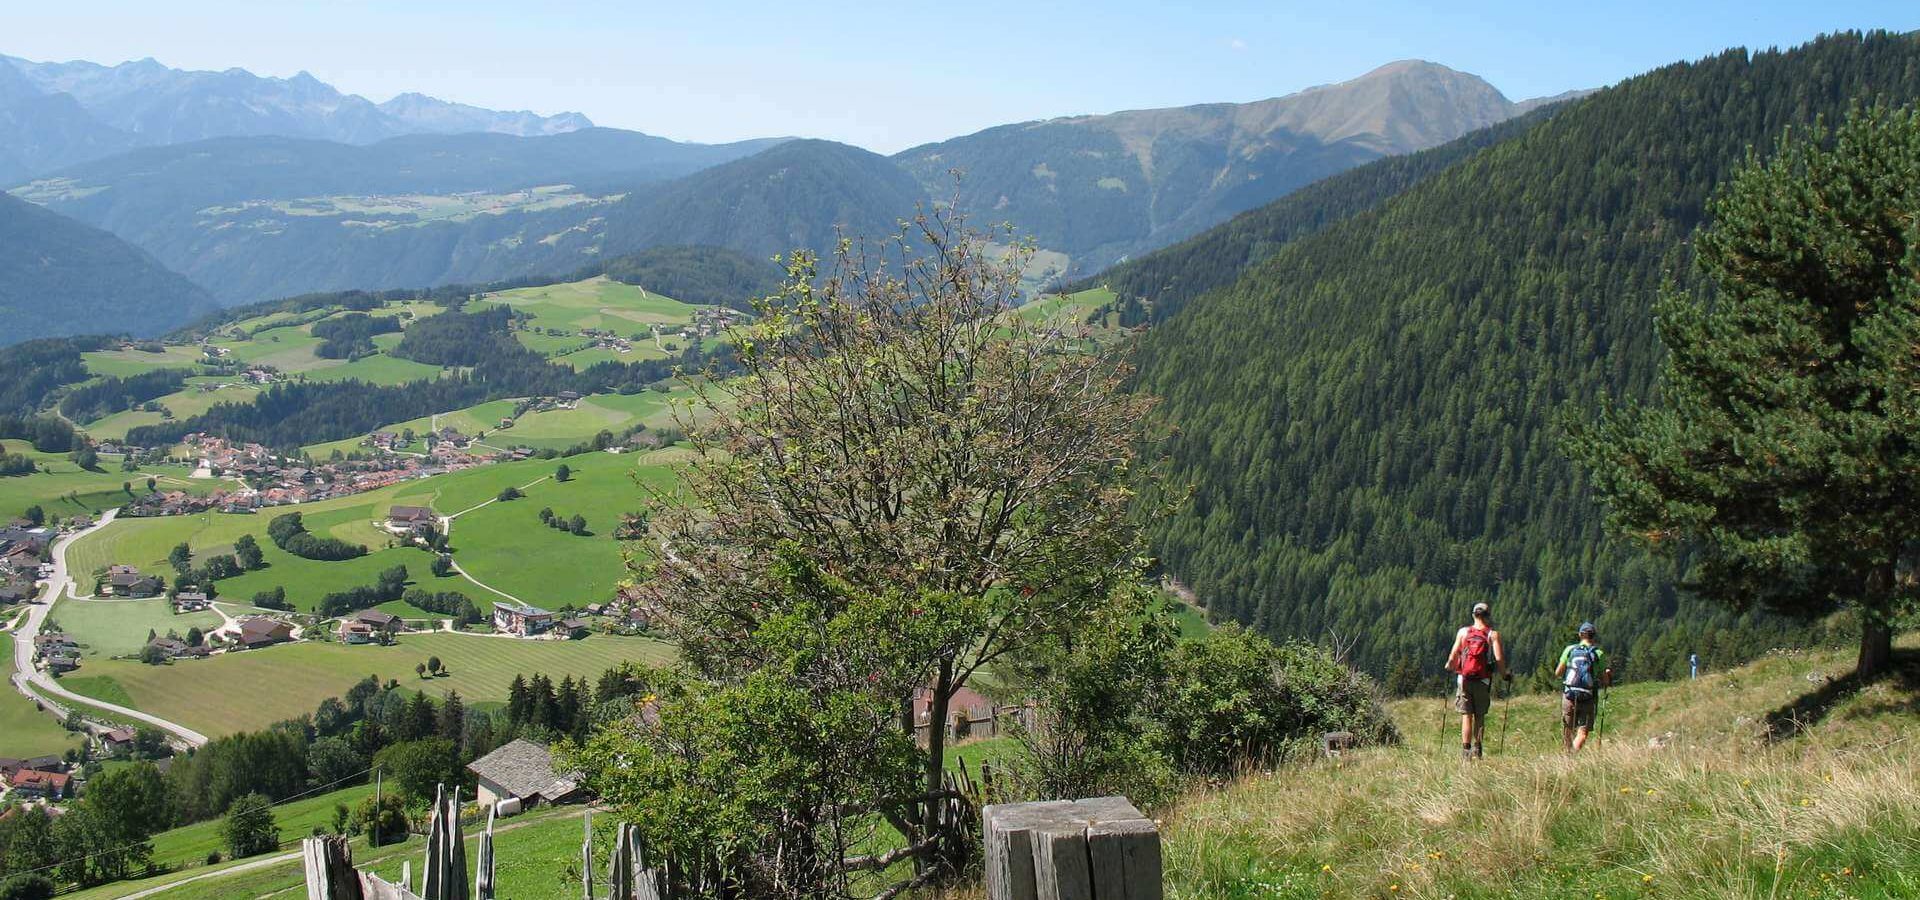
left=0, top=634, right=87, bottom=758
left=61, top=631, right=672, bottom=736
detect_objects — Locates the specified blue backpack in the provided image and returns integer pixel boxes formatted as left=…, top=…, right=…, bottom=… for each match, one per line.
left=1564, top=644, right=1599, bottom=696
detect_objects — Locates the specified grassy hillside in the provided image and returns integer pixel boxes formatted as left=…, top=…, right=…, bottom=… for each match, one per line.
left=442, top=447, right=680, bottom=605
left=64, top=803, right=590, bottom=900
left=50, top=597, right=222, bottom=657
left=62, top=631, right=671, bottom=737
left=1158, top=637, right=1920, bottom=898
left=0, top=438, right=216, bottom=522
left=480, top=276, right=703, bottom=331
left=0, top=634, right=87, bottom=758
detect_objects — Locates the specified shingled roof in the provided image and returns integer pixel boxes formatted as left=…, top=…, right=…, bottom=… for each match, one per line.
left=466, top=739, right=578, bottom=803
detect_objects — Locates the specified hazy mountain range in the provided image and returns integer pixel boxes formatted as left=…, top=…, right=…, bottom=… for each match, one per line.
left=897, top=60, right=1557, bottom=268
left=0, top=54, right=593, bottom=183
left=0, top=53, right=1587, bottom=338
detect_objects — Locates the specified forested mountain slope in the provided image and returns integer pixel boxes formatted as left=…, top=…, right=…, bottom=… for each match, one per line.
left=1078, top=105, right=1563, bottom=324
left=1130, top=31, right=1920, bottom=679
left=898, top=61, right=1532, bottom=274
left=11, top=136, right=890, bottom=305
left=0, top=191, right=215, bottom=343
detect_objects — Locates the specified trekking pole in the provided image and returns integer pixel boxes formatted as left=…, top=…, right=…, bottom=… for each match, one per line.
left=1435, top=692, right=1449, bottom=759
left=1498, top=678, right=1511, bottom=756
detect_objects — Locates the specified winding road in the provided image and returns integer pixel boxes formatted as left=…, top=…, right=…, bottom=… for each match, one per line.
left=6, top=509, right=211, bottom=748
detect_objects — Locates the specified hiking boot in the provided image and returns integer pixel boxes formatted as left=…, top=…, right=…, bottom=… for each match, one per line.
left=1472, top=743, right=1484, bottom=760
left=1461, top=746, right=1474, bottom=762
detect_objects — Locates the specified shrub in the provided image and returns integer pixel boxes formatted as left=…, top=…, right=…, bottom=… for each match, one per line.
left=220, top=792, right=280, bottom=858
left=1156, top=627, right=1398, bottom=773
left=0, top=875, right=55, bottom=900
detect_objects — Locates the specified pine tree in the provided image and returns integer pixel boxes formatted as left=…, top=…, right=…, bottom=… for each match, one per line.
left=1568, top=104, right=1920, bottom=678
left=436, top=691, right=466, bottom=748
left=506, top=675, right=530, bottom=726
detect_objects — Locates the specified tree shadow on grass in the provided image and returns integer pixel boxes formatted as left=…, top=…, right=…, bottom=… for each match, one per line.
left=1762, top=648, right=1920, bottom=743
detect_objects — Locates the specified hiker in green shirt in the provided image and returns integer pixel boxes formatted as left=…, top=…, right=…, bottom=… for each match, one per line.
left=1555, top=622, right=1612, bottom=753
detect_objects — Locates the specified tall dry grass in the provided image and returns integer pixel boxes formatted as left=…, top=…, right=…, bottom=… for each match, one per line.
left=1153, top=640, right=1920, bottom=899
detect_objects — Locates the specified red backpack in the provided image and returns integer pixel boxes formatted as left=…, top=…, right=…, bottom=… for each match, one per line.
left=1459, top=627, right=1493, bottom=679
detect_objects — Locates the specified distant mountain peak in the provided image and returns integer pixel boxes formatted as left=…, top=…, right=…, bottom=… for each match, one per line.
left=0, top=51, right=597, bottom=180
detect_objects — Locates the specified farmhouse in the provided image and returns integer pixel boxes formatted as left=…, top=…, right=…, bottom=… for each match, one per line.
left=108, top=569, right=162, bottom=598
left=387, top=505, right=436, bottom=533
left=352, top=608, right=404, bottom=634
left=99, top=728, right=136, bottom=755
left=0, top=577, right=33, bottom=603
left=148, top=636, right=205, bottom=660
left=492, top=601, right=554, bottom=637
left=337, top=621, right=375, bottom=644
left=8, top=768, right=71, bottom=800
left=235, top=617, right=293, bottom=649
left=173, top=591, right=210, bottom=612
left=2, top=547, right=39, bottom=571
left=467, top=739, right=582, bottom=813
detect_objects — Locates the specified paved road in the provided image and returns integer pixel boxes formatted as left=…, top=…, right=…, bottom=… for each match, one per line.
left=6, top=509, right=211, bottom=748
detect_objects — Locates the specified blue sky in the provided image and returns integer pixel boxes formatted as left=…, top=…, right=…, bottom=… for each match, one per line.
left=8, top=1, right=1918, bottom=152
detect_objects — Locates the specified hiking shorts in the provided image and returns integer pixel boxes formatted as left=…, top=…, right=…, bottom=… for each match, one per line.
left=1454, top=678, right=1492, bottom=717
left=1563, top=692, right=1597, bottom=730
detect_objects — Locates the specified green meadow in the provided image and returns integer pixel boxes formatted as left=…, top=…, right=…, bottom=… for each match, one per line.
left=80, top=345, right=207, bottom=377
left=64, top=445, right=684, bottom=612
left=1016, top=286, right=1114, bottom=327
left=0, top=634, right=86, bottom=758
left=0, top=439, right=218, bottom=522
left=65, top=804, right=588, bottom=900
left=82, top=382, right=263, bottom=440
left=49, top=597, right=223, bottom=657
left=63, top=631, right=671, bottom=737
left=440, top=447, right=681, bottom=606
left=64, top=477, right=433, bottom=610
left=303, top=388, right=683, bottom=457
left=480, top=275, right=703, bottom=332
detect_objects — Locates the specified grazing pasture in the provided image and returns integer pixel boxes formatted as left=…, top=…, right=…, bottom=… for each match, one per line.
left=0, top=635, right=86, bottom=758
left=0, top=439, right=217, bottom=522
left=50, top=597, right=223, bottom=657
left=63, top=631, right=672, bottom=736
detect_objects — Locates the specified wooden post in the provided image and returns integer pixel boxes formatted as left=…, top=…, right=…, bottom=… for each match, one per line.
left=304, top=835, right=365, bottom=900
left=582, top=810, right=595, bottom=900
left=371, top=767, right=383, bottom=848
left=983, top=797, right=1161, bottom=900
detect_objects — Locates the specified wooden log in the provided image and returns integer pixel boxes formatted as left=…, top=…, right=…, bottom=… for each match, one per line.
left=984, top=800, right=1074, bottom=900
left=983, top=797, right=1161, bottom=900
left=304, top=836, right=365, bottom=900
left=1029, top=821, right=1093, bottom=900
left=1087, top=817, right=1162, bottom=900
